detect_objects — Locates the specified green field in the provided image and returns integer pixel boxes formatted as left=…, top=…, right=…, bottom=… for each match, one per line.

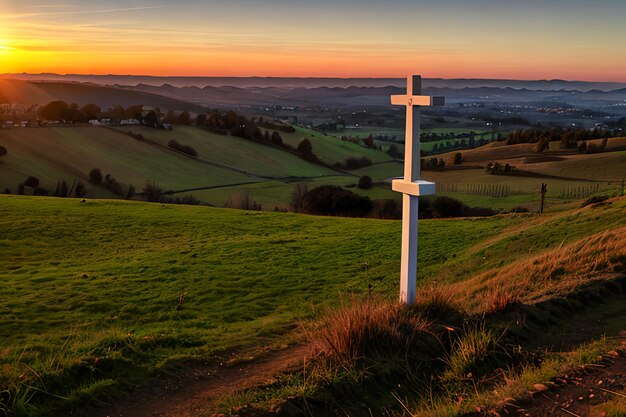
left=111, top=126, right=335, bottom=178
left=277, top=126, right=393, bottom=165
left=2, top=195, right=625, bottom=414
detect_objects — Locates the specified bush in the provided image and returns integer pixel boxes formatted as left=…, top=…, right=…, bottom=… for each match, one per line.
left=339, top=156, right=372, bottom=170
left=168, top=140, right=198, bottom=157
left=0, top=145, right=7, bottom=157
left=432, top=196, right=465, bottom=218
left=581, top=195, right=609, bottom=207
left=142, top=181, right=162, bottom=202
left=88, top=168, right=103, bottom=184
left=224, top=192, right=262, bottom=211
left=370, top=199, right=401, bottom=219
left=301, top=185, right=372, bottom=217
left=24, top=176, right=40, bottom=188
left=387, top=144, right=403, bottom=159
left=357, top=175, right=373, bottom=190
left=296, top=138, right=317, bottom=161
left=453, top=152, right=463, bottom=165
left=510, top=206, right=530, bottom=213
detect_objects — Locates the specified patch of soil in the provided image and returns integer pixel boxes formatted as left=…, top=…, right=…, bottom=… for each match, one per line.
left=504, top=338, right=626, bottom=417
left=89, top=344, right=313, bottom=417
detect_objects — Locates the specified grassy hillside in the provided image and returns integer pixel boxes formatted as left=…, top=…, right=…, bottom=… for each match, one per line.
left=279, top=126, right=393, bottom=165
left=0, top=127, right=253, bottom=194
left=111, top=125, right=337, bottom=178
left=0, top=126, right=401, bottom=208
left=0, top=79, right=204, bottom=111
left=1, top=195, right=625, bottom=415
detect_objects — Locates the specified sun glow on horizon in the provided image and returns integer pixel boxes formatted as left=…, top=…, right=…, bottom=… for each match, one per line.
left=1, top=0, right=626, bottom=82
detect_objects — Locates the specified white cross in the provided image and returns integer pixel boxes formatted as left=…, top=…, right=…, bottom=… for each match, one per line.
left=390, top=75, right=444, bottom=304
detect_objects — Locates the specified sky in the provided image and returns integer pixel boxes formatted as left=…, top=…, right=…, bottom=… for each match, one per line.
left=0, top=0, right=625, bottom=80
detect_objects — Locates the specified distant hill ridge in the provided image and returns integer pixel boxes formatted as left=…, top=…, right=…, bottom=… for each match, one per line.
left=3, top=73, right=626, bottom=91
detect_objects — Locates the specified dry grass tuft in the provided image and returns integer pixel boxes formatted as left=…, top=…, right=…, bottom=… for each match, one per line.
left=448, top=225, right=626, bottom=313
left=312, top=296, right=440, bottom=367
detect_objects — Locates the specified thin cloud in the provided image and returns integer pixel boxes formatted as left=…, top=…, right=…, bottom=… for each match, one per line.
left=3, top=5, right=166, bottom=19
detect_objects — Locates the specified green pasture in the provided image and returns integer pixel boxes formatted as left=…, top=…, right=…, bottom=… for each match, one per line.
left=278, top=126, right=393, bottom=165
left=1, top=195, right=517, bottom=413
left=112, top=126, right=336, bottom=178
left=177, top=175, right=397, bottom=209
left=0, top=127, right=253, bottom=195
left=1, top=195, right=625, bottom=414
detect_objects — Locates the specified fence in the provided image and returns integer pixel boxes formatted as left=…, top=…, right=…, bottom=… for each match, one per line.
left=437, top=183, right=513, bottom=198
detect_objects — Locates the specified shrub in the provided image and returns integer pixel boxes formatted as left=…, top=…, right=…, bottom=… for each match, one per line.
left=453, top=152, right=463, bottom=165
left=168, top=140, right=198, bottom=157
left=74, top=182, right=86, bottom=198
left=88, top=168, right=103, bottom=184
left=301, top=185, right=372, bottom=217
left=370, top=199, right=401, bottom=219
left=432, top=196, right=465, bottom=218
left=142, top=181, right=162, bottom=202
left=296, top=138, right=317, bottom=161
left=0, top=145, right=7, bottom=157
left=387, top=144, right=402, bottom=159
left=224, top=192, right=262, bottom=211
left=24, top=176, right=39, bottom=188
left=357, top=175, right=373, bottom=190
left=510, top=206, right=530, bottom=213
left=581, top=195, right=609, bottom=207
left=340, top=156, right=372, bottom=170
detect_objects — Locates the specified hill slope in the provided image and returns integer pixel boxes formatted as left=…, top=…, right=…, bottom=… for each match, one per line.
left=1, top=195, right=625, bottom=415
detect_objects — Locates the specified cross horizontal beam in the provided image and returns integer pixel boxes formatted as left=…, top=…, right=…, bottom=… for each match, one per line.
left=390, top=94, right=445, bottom=107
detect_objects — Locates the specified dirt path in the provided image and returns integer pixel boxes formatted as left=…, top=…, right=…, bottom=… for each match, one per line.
left=504, top=338, right=626, bottom=417
left=92, top=344, right=313, bottom=417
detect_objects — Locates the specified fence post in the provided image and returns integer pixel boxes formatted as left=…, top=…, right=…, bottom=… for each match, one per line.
left=540, top=183, right=547, bottom=214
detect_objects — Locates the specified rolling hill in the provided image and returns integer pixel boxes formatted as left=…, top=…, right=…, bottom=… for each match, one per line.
left=1, top=194, right=624, bottom=416
left=0, top=79, right=206, bottom=111
left=0, top=125, right=399, bottom=207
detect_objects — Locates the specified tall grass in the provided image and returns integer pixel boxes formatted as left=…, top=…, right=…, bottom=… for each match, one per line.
left=448, top=225, right=626, bottom=312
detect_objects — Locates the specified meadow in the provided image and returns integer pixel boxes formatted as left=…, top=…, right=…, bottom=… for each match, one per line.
left=2, top=195, right=625, bottom=415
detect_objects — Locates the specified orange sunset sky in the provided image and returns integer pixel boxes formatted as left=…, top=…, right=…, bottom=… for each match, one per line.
left=1, top=0, right=625, bottom=81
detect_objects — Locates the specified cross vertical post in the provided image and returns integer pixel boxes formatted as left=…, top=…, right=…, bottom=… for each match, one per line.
left=390, top=75, right=444, bottom=304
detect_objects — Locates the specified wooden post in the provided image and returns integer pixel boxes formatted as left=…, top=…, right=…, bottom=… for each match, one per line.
left=540, top=183, right=547, bottom=214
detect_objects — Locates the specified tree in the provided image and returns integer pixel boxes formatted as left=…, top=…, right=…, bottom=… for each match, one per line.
left=289, top=183, right=308, bottom=213
left=24, top=176, right=39, bottom=188
left=177, top=111, right=191, bottom=125
left=196, top=113, right=207, bottom=126
left=110, top=105, right=125, bottom=120
left=270, top=131, right=283, bottom=146
left=89, top=168, right=103, bottom=184
left=301, top=185, right=372, bottom=217
left=125, top=105, right=144, bottom=121
left=432, top=196, right=464, bottom=218
left=387, top=144, right=402, bottom=159
left=357, top=175, right=373, bottom=190
left=164, top=110, right=177, bottom=124
left=38, top=101, right=68, bottom=121
left=453, top=153, right=463, bottom=165
left=437, top=159, right=446, bottom=170
left=144, top=111, right=158, bottom=127
left=81, top=103, right=101, bottom=121
left=224, top=111, right=238, bottom=129
left=142, top=181, right=162, bottom=202
left=297, top=138, right=316, bottom=159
